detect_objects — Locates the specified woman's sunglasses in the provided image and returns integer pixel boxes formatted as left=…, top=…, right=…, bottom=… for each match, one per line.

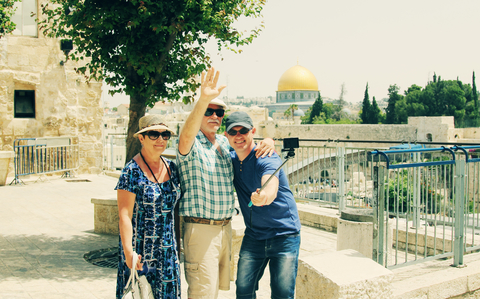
left=143, top=130, right=171, bottom=140
left=204, top=108, right=225, bottom=117
left=227, top=127, right=251, bottom=136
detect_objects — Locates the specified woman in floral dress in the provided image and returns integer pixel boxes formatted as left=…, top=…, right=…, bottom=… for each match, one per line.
left=115, top=115, right=182, bottom=299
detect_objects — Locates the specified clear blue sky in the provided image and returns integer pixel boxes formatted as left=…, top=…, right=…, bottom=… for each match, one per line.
left=104, top=0, right=480, bottom=107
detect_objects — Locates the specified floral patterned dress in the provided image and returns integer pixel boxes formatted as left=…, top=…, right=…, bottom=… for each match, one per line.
left=115, top=158, right=182, bottom=299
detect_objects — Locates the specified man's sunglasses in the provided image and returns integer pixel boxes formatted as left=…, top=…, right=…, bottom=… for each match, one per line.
left=143, top=130, right=171, bottom=140
left=204, top=108, right=225, bottom=117
left=227, top=127, right=251, bottom=136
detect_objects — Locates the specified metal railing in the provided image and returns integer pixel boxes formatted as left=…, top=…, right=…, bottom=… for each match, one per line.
left=10, top=137, right=79, bottom=184
left=267, top=138, right=480, bottom=269
left=370, top=146, right=480, bottom=269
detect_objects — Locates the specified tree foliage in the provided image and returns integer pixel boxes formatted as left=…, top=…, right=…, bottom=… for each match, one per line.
left=0, top=0, right=20, bottom=38
left=385, top=84, right=403, bottom=124
left=370, top=96, right=382, bottom=124
left=360, top=83, right=371, bottom=124
left=391, top=74, right=475, bottom=127
left=39, top=0, right=265, bottom=162
left=284, top=104, right=298, bottom=121
left=472, top=72, right=479, bottom=126
left=303, top=91, right=323, bottom=124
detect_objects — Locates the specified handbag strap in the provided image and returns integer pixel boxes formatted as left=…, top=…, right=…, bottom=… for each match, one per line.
left=125, top=253, right=139, bottom=290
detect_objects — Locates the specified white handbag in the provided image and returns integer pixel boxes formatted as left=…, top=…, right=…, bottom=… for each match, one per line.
left=122, top=253, right=154, bottom=299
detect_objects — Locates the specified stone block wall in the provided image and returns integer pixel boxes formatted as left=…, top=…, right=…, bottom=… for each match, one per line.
left=91, top=198, right=119, bottom=235
left=259, top=122, right=418, bottom=148
left=0, top=4, right=104, bottom=177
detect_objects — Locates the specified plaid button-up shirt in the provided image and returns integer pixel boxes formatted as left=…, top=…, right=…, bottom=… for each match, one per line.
left=176, top=131, right=235, bottom=220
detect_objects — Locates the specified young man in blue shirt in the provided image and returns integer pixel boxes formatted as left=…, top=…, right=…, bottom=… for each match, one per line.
left=224, top=111, right=301, bottom=299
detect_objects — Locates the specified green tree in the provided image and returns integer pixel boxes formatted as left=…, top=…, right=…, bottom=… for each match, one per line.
left=404, top=84, right=425, bottom=118
left=389, top=76, right=469, bottom=126
left=385, top=84, right=403, bottom=124
left=371, top=96, right=382, bottom=124
left=360, top=83, right=371, bottom=124
left=322, top=103, right=334, bottom=120
left=473, top=72, right=479, bottom=126
left=284, top=104, right=298, bottom=121
left=40, top=0, right=265, bottom=162
left=305, top=91, right=323, bottom=124
left=0, top=0, right=20, bottom=38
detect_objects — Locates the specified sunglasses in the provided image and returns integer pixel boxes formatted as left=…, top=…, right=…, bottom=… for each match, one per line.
left=143, top=130, right=171, bottom=140
left=227, top=127, right=251, bottom=136
left=204, top=108, right=225, bottom=117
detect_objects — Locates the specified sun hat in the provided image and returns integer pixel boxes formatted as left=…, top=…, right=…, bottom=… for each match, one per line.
left=225, top=111, right=254, bottom=132
left=209, top=98, right=228, bottom=110
left=133, top=114, right=176, bottom=138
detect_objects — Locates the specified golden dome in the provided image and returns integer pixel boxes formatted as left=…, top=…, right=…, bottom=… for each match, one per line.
left=277, top=65, right=319, bottom=91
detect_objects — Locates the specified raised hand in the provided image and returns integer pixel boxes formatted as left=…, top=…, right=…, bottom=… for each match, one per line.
left=200, top=67, right=226, bottom=103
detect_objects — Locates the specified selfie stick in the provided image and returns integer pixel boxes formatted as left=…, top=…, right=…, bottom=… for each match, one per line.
left=248, top=148, right=296, bottom=207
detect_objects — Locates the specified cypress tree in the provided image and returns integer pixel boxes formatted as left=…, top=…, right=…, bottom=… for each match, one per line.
left=308, top=91, right=323, bottom=124
left=360, top=83, right=371, bottom=124
left=371, top=96, right=381, bottom=124
left=473, top=71, right=479, bottom=126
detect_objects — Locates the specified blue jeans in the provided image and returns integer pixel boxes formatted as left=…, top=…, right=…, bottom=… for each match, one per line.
left=235, top=232, right=300, bottom=299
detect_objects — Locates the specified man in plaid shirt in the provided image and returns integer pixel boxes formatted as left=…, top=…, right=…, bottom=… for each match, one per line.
left=177, top=67, right=274, bottom=299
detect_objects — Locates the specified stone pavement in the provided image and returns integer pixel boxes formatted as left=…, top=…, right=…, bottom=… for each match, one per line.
left=1, top=174, right=480, bottom=298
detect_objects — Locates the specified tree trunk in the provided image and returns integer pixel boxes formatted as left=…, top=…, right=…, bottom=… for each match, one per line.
left=125, top=94, right=147, bottom=164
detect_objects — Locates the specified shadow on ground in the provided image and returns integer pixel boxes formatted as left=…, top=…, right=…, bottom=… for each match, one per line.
left=0, top=231, right=118, bottom=281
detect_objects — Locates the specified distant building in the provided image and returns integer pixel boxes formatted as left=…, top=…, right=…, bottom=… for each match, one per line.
left=116, top=104, right=130, bottom=116
left=265, top=64, right=320, bottom=117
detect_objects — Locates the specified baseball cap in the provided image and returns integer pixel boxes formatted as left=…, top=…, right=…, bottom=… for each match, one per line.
left=225, top=111, right=254, bottom=132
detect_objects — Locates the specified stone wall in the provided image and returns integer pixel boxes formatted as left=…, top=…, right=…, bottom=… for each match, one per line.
left=407, top=116, right=455, bottom=142
left=259, top=122, right=418, bottom=148
left=0, top=2, right=104, bottom=177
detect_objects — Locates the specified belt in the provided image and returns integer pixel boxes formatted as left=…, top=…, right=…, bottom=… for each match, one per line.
left=184, top=216, right=231, bottom=226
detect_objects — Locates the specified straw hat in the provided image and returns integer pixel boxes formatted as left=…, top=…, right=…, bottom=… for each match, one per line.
left=133, top=114, right=175, bottom=138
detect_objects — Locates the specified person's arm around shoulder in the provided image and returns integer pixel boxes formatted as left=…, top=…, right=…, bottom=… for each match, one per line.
left=178, top=68, right=226, bottom=156
left=118, top=189, right=143, bottom=270
left=254, top=137, right=276, bottom=158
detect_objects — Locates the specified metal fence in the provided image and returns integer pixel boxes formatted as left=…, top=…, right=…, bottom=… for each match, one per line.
left=369, top=146, right=480, bottom=269
left=269, top=139, right=480, bottom=269
left=11, top=137, right=79, bottom=184
left=283, top=144, right=379, bottom=210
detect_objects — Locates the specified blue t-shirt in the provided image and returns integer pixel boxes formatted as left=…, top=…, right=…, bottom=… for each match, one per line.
left=230, top=147, right=301, bottom=240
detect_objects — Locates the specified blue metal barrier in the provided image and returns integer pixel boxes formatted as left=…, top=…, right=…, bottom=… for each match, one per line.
left=370, top=146, right=480, bottom=269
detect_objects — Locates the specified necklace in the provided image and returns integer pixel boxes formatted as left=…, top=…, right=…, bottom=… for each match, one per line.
left=139, top=152, right=170, bottom=184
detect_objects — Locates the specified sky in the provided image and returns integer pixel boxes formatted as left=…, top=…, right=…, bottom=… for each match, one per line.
left=103, top=0, right=480, bottom=107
